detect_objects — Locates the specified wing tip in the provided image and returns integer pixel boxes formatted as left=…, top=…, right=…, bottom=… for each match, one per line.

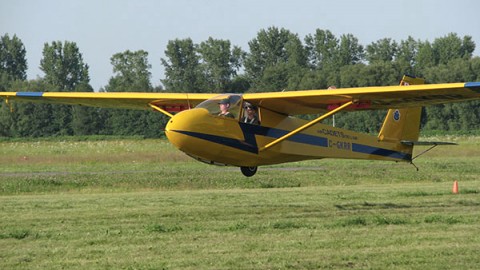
left=465, top=82, right=480, bottom=93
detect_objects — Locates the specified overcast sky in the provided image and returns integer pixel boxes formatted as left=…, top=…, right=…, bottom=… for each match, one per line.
left=1, top=0, right=479, bottom=91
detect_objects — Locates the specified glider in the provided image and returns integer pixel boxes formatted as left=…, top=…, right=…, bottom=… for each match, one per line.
left=2, top=75, right=480, bottom=176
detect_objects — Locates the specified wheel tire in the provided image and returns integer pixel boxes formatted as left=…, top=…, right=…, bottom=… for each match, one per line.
left=240, top=166, right=257, bottom=177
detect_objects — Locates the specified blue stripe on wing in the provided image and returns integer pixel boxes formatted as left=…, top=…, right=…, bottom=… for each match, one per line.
left=16, top=92, right=44, bottom=97
left=465, top=82, right=480, bottom=93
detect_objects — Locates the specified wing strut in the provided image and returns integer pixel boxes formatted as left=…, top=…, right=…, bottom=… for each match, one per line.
left=259, top=100, right=354, bottom=152
left=148, top=103, right=174, bottom=118
left=4, top=97, right=13, bottom=112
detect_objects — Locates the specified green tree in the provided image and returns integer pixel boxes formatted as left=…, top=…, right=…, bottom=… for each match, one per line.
left=365, top=38, right=397, bottom=63
left=253, top=63, right=289, bottom=92
left=0, top=34, right=28, bottom=136
left=296, top=69, right=329, bottom=90
left=161, top=38, right=204, bottom=92
left=416, top=40, right=435, bottom=74
left=431, top=33, right=475, bottom=66
left=470, top=57, right=480, bottom=81
left=284, top=35, right=309, bottom=90
left=40, top=41, right=90, bottom=91
left=284, top=33, right=308, bottom=68
left=394, top=36, right=418, bottom=75
left=0, top=34, right=27, bottom=90
left=71, top=82, right=108, bottom=136
left=423, top=58, right=474, bottom=83
left=107, top=50, right=153, bottom=92
left=228, top=74, right=251, bottom=93
left=245, top=27, right=307, bottom=91
left=110, top=50, right=152, bottom=90
left=421, top=58, right=480, bottom=132
left=339, top=64, right=367, bottom=88
left=106, top=50, right=166, bottom=137
left=39, top=41, right=93, bottom=136
left=336, top=34, right=364, bottom=67
left=305, top=29, right=338, bottom=70
left=461, top=35, right=476, bottom=60
left=363, top=61, right=398, bottom=86
left=197, top=37, right=244, bottom=92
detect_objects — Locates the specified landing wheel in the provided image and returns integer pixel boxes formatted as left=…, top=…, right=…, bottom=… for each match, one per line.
left=240, top=166, right=257, bottom=177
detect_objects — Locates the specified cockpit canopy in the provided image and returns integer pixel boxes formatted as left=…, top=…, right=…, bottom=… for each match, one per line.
left=196, top=94, right=243, bottom=119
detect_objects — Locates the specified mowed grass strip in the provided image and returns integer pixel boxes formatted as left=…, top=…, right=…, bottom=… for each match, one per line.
left=1, top=136, right=479, bottom=194
left=1, top=183, right=479, bottom=269
left=0, top=136, right=479, bottom=268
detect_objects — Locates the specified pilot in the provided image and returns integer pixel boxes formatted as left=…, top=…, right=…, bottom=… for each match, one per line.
left=241, top=102, right=260, bottom=125
left=218, top=98, right=235, bottom=118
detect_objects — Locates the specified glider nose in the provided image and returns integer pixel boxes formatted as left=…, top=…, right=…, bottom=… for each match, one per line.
left=165, top=112, right=184, bottom=149
left=165, top=108, right=208, bottom=151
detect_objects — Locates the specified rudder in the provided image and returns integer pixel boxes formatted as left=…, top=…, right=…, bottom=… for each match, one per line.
left=378, top=75, right=424, bottom=143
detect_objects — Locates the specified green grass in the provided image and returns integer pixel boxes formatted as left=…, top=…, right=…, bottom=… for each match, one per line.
left=1, top=136, right=479, bottom=269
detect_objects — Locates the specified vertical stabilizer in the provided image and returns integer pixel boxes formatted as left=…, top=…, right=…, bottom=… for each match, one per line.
left=378, top=75, right=424, bottom=143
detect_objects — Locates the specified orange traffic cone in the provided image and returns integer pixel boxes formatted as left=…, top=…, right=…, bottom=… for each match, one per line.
left=452, top=181, right=459, bottom=194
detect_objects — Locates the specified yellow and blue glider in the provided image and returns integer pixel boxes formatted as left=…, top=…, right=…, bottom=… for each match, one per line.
left=2, top=77, right=480, bottom=176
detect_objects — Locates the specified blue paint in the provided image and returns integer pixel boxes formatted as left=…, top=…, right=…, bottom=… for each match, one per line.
left=239, top=124, right=328, bottom=148
left=16, top=92, right=44, bottom=97
left=465, top=82, right=480, bottom=93
left=352, top=143, right=411, bottom=160
left=173, top=130, right=258, bottom=154
left=173, top=124, right=410, bottom=161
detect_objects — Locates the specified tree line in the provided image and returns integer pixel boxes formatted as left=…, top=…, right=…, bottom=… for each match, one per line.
left=1, top=27, right=480, bottom=138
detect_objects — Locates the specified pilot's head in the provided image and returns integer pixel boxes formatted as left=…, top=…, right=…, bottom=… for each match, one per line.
left=244, top=102, right=256, bottom=111
left=218, top=98, right=230, bottom=105
left=218, top=98, right=230, bottom=112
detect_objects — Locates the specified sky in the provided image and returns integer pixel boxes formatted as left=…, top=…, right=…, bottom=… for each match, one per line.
left=1, top=0, right=480, bottom=91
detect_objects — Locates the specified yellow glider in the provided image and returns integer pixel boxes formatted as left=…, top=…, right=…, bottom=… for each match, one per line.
left=2, top=75, right=480, bottom=176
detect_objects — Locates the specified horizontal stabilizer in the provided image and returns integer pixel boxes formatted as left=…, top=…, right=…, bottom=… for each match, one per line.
left=401, top=141, right=457, bottom=146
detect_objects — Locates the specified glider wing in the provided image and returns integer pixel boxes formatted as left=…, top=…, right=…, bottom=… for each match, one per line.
left=243, top=82, right=480, bottom=115
left=0, top=91, right=218, bottom=114
left=2, top=82, right=480, bottom=116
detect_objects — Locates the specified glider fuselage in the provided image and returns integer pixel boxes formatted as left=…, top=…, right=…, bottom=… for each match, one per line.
left=165, top=102, right=413, bottom=168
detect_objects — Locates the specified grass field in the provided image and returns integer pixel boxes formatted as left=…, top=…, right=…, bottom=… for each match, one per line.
left=1, top=136, right=479, bottom=269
